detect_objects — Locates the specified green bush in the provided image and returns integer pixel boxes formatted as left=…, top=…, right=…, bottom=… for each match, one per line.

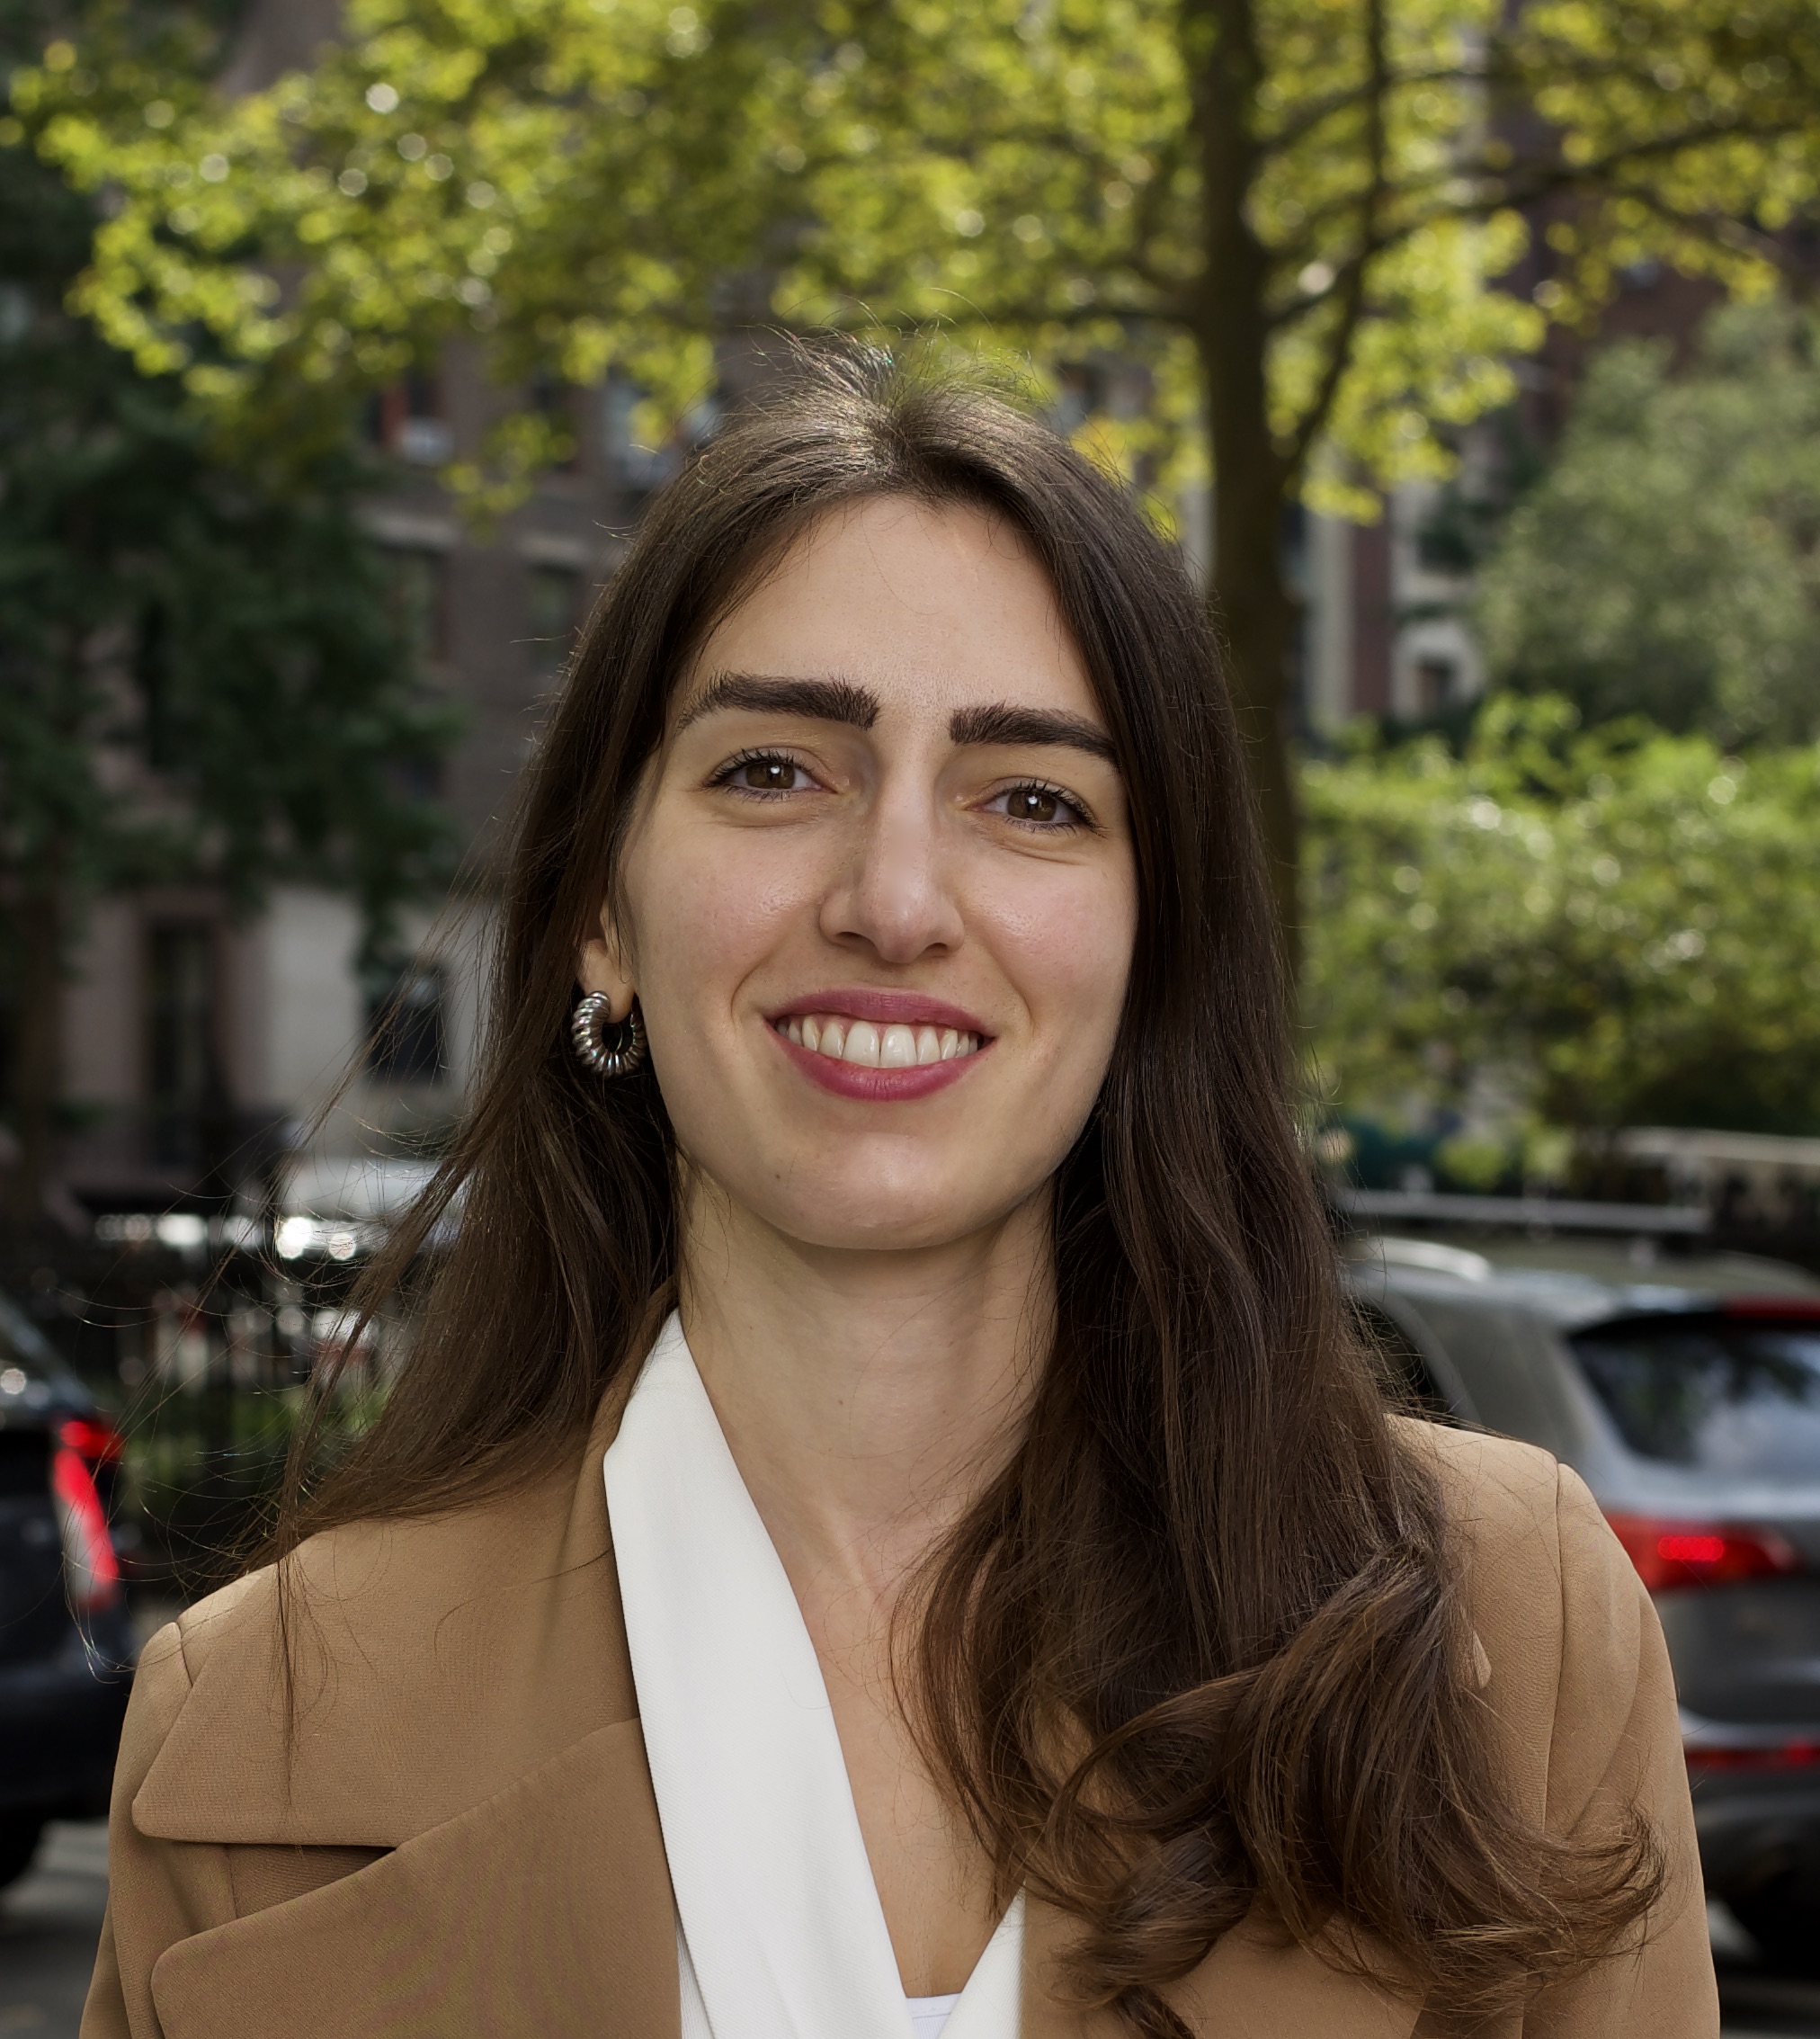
left=1303, top=697, right=1820, bottom=1165
left=1477, top=305, right=1820, bottom=745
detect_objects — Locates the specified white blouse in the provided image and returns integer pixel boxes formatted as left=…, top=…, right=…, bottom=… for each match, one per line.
left=604, top=1313, right=1023, bottom=2039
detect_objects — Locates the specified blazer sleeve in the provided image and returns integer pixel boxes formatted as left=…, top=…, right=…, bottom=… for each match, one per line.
left=1521, top=1463, right=1718, bottom=2039
left=81, top=1623, right=236, bottom=2039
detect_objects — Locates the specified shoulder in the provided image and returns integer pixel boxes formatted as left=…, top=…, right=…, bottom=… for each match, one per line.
left=1395, top=1413, right=1561, bottom=1539
left=120, top=1423, right=636, bottom=1848
left=1393, top=1417, right=1659, bottom=1826
left=165, top=1464, right=584, bottom=1686
left=1394, top=1413, right=1621, bottom=1594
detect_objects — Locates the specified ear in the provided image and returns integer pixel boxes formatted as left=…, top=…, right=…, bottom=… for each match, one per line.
left=577, top=899, right=636, bottom=1020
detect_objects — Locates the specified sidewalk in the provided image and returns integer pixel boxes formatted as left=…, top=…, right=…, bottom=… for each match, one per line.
left=0, top=1821, right=108, bottom=2036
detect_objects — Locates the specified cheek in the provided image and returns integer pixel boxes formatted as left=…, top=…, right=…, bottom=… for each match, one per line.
left=625, top=827, right=811, bottom=1024
left=985, top=863, right=1137, bottom=1055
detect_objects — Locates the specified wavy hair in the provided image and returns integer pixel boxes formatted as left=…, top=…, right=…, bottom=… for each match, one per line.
left=273, top=344, right=1658, bottom=2034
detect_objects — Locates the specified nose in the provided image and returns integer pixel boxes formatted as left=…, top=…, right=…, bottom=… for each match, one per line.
left=818, top=777, right=965, bottom=964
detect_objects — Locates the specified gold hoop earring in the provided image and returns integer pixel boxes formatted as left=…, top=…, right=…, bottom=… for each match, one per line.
left=570, top=993, right=647, bottom=1078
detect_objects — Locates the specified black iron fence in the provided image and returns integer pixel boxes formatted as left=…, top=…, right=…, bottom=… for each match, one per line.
left=1, top=1227, right=383, bottom=1600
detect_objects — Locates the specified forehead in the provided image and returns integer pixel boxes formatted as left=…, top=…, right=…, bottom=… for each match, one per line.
left=679, top=496, right=1098, bottom=724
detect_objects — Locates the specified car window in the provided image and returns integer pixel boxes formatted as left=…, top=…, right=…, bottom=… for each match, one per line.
left=0, top=1293, right=55, bottom=1373
left=1399, top=1296, right=1577, bottom=1453
left=1352, top=1301, right=1455, bottom=1421
left=1570, top=1314, right=1820, bottom=1475
left=0, top=1428, right=49, bottom=1498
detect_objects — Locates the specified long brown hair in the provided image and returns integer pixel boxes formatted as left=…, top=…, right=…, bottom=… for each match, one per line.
left=277, top=345, right=1656, bottom=2033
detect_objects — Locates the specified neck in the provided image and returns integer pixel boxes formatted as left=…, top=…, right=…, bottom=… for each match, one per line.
left=676, top=1182, right=1049, bottom=1603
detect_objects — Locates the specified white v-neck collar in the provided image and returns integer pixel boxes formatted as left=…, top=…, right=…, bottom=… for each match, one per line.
left=604, top=1312, right=1023, bottom=2039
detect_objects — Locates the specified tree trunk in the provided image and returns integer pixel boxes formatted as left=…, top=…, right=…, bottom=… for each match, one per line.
left=7, top=868, right=65, bottom=1229
left=1206, top=407, right=1300, bottom=962
left=1191, top=0, right=1302, bottom=964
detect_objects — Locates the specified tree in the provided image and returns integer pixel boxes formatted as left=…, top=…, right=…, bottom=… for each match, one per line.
left=1302, top=697, right=1820, bottom=1170
left=1477, top=303, right=1820, bottom=746
left=15, top=0, right=1820, bottom=932
left=0, top=1, right=455, bottom=1223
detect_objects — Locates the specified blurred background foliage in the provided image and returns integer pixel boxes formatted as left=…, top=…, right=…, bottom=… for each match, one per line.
left=1305, top=697, right=1820, bottom=1179
left=1480, top=304, right=1820, bottom=746
left=0, top=0, right=459, bottom=1221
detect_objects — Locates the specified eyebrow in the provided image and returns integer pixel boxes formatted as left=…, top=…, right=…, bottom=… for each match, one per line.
left=677, top=671, right=1117, bottom=765
left=947, top=702, right=1117, bottom=764
left=674, top=672, right=879, bottom=732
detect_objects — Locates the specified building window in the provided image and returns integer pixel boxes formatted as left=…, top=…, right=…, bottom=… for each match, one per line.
left=384, top=547, right=448, bottom=666
left=137, top=604, right=181, bottom=771
left=1415, top=657, right=1459, bottom=715
left=365, top=965, right=448, bottom=1086
left=0, top=939, right=16, bottom=1123
left=527, top=564, right=579, bottom=675
left=1051, top=361, right=1115, bottom=437
left=602, top=378, right=676, bottom=491
left=368, top=371, right=453, bottom=465
left=389, top=751, right=446, bottom=803
left=531, top=372, right=581, bottom=473
left=147, top=924, right=220, bottom=1166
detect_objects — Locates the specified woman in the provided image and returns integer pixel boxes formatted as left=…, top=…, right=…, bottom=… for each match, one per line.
left=85, top=352, right=1715, bottom=2039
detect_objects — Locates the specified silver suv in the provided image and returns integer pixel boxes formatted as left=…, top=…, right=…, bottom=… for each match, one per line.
left=1347, top=1230, right=1820, bottom=1966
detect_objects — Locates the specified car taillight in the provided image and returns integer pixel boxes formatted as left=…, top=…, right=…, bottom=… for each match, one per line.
left=1606, top=1512, right=1801, bottom=1592
left=1686, top=1739, right=1820, bottom=1773
left=58, top=1415, right=123, bottom=1468
left=51, top=1445, right=120, bottom=1612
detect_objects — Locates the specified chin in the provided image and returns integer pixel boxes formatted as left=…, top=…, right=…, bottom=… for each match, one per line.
left=772, top=1201, right=989, bottom=1255
left=759, top=1173, right=1020, bottom=1256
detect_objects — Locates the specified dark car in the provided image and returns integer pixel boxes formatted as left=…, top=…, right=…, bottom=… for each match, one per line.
left=0, top=1290, right=133, bottom=1888
left=1347, top=1230, right=1820, bottom=1964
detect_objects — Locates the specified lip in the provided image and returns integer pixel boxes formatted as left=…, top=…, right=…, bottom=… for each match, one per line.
left=764, top=988, right=995, bottom=1103
left=765, top=988, right=993, bottom=1036
left=772, top=1029, right=986, bottom=1101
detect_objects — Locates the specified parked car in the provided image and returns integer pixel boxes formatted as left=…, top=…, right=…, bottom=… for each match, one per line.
left=1346, top=1229, right=1820, bottom=1965
left=0, top=1291, right=133, bottom=1889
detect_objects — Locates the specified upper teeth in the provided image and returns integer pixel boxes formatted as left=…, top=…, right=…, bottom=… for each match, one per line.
left=778, top=1015, right=981, bottom=1068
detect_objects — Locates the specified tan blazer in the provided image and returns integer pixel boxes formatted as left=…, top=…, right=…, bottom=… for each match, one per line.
left=82, top=1400, right=1718, bottom=2039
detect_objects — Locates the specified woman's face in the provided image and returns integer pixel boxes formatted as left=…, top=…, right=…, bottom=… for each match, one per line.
left=586, top=495, right=1138, bottom=1254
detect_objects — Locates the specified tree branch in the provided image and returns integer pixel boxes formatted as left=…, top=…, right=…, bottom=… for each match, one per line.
left=1487, top=114, right=1819, bottom=212
left=1259, top=63, right=1485, bottom=157
left=1605, top=184, right=1807, bottom=276
left=1281, top=0, right=1387, bottom=476
left=1120, top=127, right=1190, bottom=295
left=802, top=291, right=1184, bottom=333
left=1263, top=103, right=1813, bottom=332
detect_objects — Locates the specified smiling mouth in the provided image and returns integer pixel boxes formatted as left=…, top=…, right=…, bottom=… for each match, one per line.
left=772, top=1014, right=985, bottom=1070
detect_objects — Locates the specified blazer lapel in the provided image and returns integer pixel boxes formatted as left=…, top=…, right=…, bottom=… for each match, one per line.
left=1021, top=1896, right=1422, bottom=2039
left=147, top=1719, right=680, bottom=2039
left=129, top=1378, right=682, bottom=2038
left=133, top=1382, right=642, bottom=1850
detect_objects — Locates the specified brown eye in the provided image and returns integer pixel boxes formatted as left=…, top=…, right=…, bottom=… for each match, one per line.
left=1005, top=786, right=1061, bottom=824
left=736, top=757, right=800, bottom=791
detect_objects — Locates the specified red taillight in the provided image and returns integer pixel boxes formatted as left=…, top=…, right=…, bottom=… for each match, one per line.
left=1686, top=1739, right=1820, bottom=1773
left=1606, top=1511, right=1801, bottom=1592
left=51, top=1445, right=120, bottom=1612
left=58, top=1415, right=123, bottom=1467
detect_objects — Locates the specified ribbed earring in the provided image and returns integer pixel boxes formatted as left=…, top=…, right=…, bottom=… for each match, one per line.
left=570, top=992, right=647, bottom=1078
